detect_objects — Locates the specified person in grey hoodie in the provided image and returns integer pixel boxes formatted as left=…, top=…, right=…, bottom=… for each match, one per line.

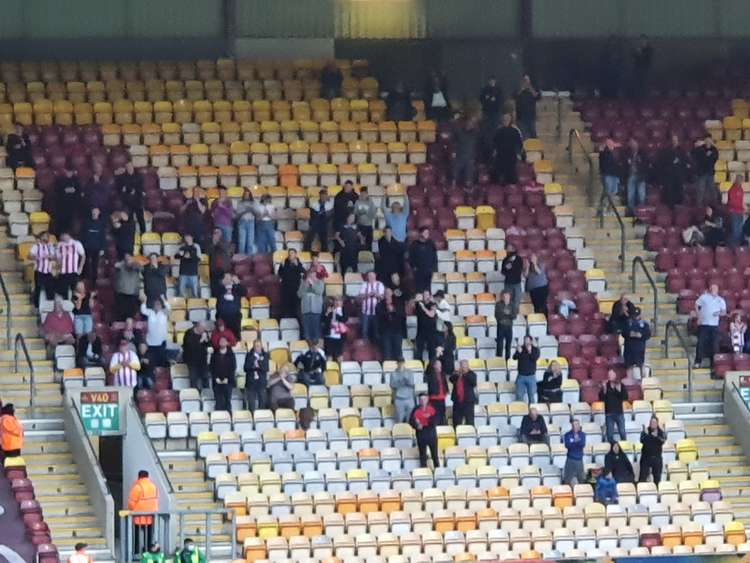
left=390, top=358, right=415, bottom=423
left=298, top=270, right=325, bottom=342
left=115, top=254, right=142, bottom=321
left=354, top=187, right=377, bottom=250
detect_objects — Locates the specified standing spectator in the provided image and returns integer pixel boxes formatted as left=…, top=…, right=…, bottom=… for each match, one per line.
left=601, top=369, right=628, bottom=443
left=624, top=307, right=651, bottom=378
left=596, top=470, right=619, bottom=505
left=450, top=360, right=477, bottom=427
left=563, top=420, right=586, bottom=485
left=207, top=227, right=231, bottom=297
left=378, top=288, right=405, bottom=361
left=114, top=254, right=142, bottom=322
left=210, top=318, right=237, bottom=350
left=501, top=244, right=523, bottom=314
left=514, top=335, right=540, bottom=403
left=377, top=226, right=406, bottom=281
left=609, top=293, right=636, bottom=335
left=320, top=62, right=343, bottom=99
left=210, top=336, right=236, bottom=411
left=72, top=281, right=94, bottom=338
left=215, top=274, right=244, bottom=339
left=424, top=72, right=451, bottom=121
left=5, top=123, right=31, bottom=170
left=56, top=231, right=86, bottom=299
left=111, top=211, right=136, bottom=260
left=599, top=138, right=622, bottom=207
left=727, top=174, right=745, bottom=248
left=29, top=231, right=55, bottom=306
left=126, top=470, right=158, bottom=555
left=495, top=290, right=514, bottom=359
left=137, top=342, right=155, bottom=391
left=359, top=271, right=384, bottom=342
left=514, top=75, right=541, bottom=140
left=236, top=189, right=256, bottom=255
left=244, top=340, right=269, bottom=412
left=479, top=76, right=504, bottom=127
left=307, top=252, right=329, bottom=280
left=294, top=341, right=326, bottom=386
left=525, top=254, right=548, bottom=316
left=693, top=284, right=726, bottom=369
left=492, top=113, right=523, bottom=185
left=180, top=195, right=207, bottom=247
left=434, top=290, right=452, bottom=335
left=639, top=416, right=666, bottom=484
left=410, top=393, right=440, bottom=468
left=85, top=162, right=111, bottom=216
left=81, top=207, right=106, bottom=283
left=210, top=186, right=235, bottom=243
left=437, top=321, right=457, bottom=377
left=335, top=213, right=361, bottom=275
left=175, top=233, right=201, bottom=298
left=278, top=249, right=305, bottom=319
left=605, top=441, right=635, bottom=484
left=333, top=181, right=358, bottom=233
left=354, top=187, right=376, bottom=250
left=625, top=138, right=648, bottom=216
left=415, top=291, right=438, bottom=362
left=520, top=407, right=548, bottom=444
left=383, top=198, right=410, bottom=243
left=304, top=189, right=333, bottom=252
left=142, top=253, right=168, bottom=308
left=390, top=359, right=415, bottom=423
left=452, top=116, right=479, bottom=187
left=322, top=297, right=347, bottom=362
left=182, top=322, right=209, bottom=390
left=109, top=338, right=141, bottom=388
left=267, top=367, right=296, bottom=410
left=54, top=168, right=82, bottom=236
left=631, top=34, right=654, bottom=96
left=409, top=227, right=437, bottom=293
left=658, top=134, right=688, bottom=208
left=42, top=299, right=75, bottom=348
left=117, top=162, right=146, bottom=234
left=691, top=134, right=719, bottom=207
left=76, top=331, right=104, bottom=370
left=424, top=359, right=448, bottom=425
left=387, top=272, right=411, bottom=311
left=140, top=296, right=171, bottom=368
left=253, top=193, right=276, bottom=254
left=539, top=360, right=563, bottom=403
left=386, top=82, right=415, bottom=122
left=298, top=270, right=325, bottom=342
left=730, top=312, right=747, bottom=353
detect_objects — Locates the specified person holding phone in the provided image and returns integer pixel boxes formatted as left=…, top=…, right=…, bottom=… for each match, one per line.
left=513, top=335, right=540, bottom=403
left=640, top=416, right=666, bottom=484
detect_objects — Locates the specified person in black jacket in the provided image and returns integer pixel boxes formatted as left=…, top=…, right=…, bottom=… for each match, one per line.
left=376, top=289, right=404, bottom=361
left=520, top=407, right=548, bottom=444
left=599, top=138, right=622, bottom=208
left=376, top=227, right=405, bottom=281
left=538, top=360, right=563, bottom=403
left=424, top=359, right=448, bottom=425
left=116, top=161, right=145, bottom=233
left=333, top=181, right=358, bottom=233
left=437, top=321, right=456, bottom=377
left=81, top=207, right=106, bottom=283
left=55, top=167, right=83, bottom=236
left=244, top=340, right=269, bottom=411
left=409, top=227, right=438, bottom=293
left=605, top=441, right=635, bottom=484
left=410, top=393, right=440, bottom=468
left=625, top=138, right=648, bottom=216
left=335, top=213, right=361, bottom=275
left=514, top=75, right=541, bottom=140
left=175, top=233, right=201, bottom=298
left=640, top=416, right=666, bottom=484
left=112, top=211, right=136, bottom=260
left=513, top=336, right=540, bottom=403
left=479, top=76, right=503, bottom=126
left=210, top=336, right=236, bottom=411
left=5, top=123, right=32, bottom=170
left=691, top=134, right=719, bottom=207
left=294, top=341, right=326, bottom=386
left=183, top=321, right=210, bottom=390
left=601, top=370, right=628, bottom=443
left=502, top=244, right=523, bottom=314
left=143, top=253, right=168, bottom=307
left=415, top=291, right=438, bottom=362
left=424, top=72, right=451, bottom=122
left=658, top=134, right=688, bottom=208
left=609, top=293, right=636, bottom=335
left=450, top=360, right=476, bottom=427
left=278, top=249, right=306, bottom=319
left=215, top=274, right=244, bottom=339
left=492, top=113, right=523, bottom=184
left=304, top=189, right=333, bottom=252
left=386, top=82, right=416, bottom=122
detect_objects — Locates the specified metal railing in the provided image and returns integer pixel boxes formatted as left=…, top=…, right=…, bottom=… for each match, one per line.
left=14, top=333, right=34, bottom=409
left=632, top=256, right=659, bottom=333
left=0, top=271, right=10, bottom=345
left=566, top=128, right=595, bottom=206
left=599, top=190, right=627, bottom=272
left=664, top=320, right=693, bottom=401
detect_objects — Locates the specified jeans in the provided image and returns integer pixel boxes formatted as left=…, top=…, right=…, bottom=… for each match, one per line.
left=74, top=314, right=93, bottom=336
left=394, top=398, right=414, bottom=423
left=360, top=313, right=377, bottom=341
left=601, top=175, right=620, bottom=212
left=452, top=156, right=476, bottom=186
left=245, top=383, right=267, bottom=411
left=496, top=325, right=513, bottom=359
left=695, top=174, right=716, bottom=207
left=730, top=213, right=744, bottom=247
left=563, top=458, right=586, bottom=485
left=381, top=331, right=403, bottom=361
left=626, top=176, right=646, bottom=215
left=695, top=325, right=718, bottom=366
left=302, top=313, right=322, bottom=342
left=515, top=374, right=537, bottom=403
left=179, top=275, right=200, bottom=298
left=605, top=413, right=627, bottom=443
left=217, top=224, right=233, bottom=244
left=505, top=282, right=522, bottom=315
left=255, top=221, right=276, bottom=254
left=237, top=218, right=255, bottom=255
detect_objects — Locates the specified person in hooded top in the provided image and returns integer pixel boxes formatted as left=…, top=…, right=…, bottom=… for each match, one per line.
left=604, top=441, right=635, bottom=484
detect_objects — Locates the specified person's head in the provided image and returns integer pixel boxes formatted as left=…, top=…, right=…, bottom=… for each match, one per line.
left=604, top=469, right=613, bottom=480
left=216, top=318, right=226, bottom=331
left=149, top=542, right=161, bottom=553
left=125, top=161, right=135, bottom=174
left=705, top=206, right=714, bottom=218
left=139, top=342, right=149, bottom=358
left=153, top=298, right=164, bottom=313
left=60, top=231, right=71, bottom=243
left=419, top=226, right=430, bottom=240
left=183, top=538, right=196, bottom=552
left=529, top=407, right=538, bottom=420
left=39, top=231, right=49, bottom=243
left=648, top=415, right=659, bottom=431
left=138, top=470, right=149, bottom=479
left=124, top=317, right=134, bottom=330
left=218, top=185, right=228, bottom=200
left=287, top=248, right=297, bottom=262
left=184, top=233, right=193, bottom=245
left=53, top=298, right=64, bottom=314
left=422, top=290, right=432, bottom=302
left=14, top=122, right=23, bottom=135
left=734, top=174, right=744, bottom=186
left=501, top=290, right=511, bottom=304
left=502, top=113, right=512, bottom=127
left=619, top=292, right=629, bottom=304
left=611, top=441, right=622, bottom=455
left=65, top=167, right=75, bottom=177
left=523, top=335, right=533, bottom=347
left=195, top=321, right=206, bottom=334
left=397, top=357, right=405, bottom=369
left=120, top=210, right=130, bottom=223
left=149, top=252, right=159, bottom=267
left=506, top=243, right=516, bottom=255
left=607, top=369, right=618, bottom=383
left=212, top=227, right=222, bottom=242
left=74, top=543, right=88, bottom=553
left=671, top=134, right=680, bottom=148
left=628, top=138, right=639, bottom=151
left=222, top=272, right=233, bottom=287
left=391, top=272, right=400, bottom=286
left=119, top=338, right=130, bottom=353
left=125, top=253, right=136, bottom=266
left=250, top=339, right=263, bottom=354
left=549, top=360, right=561, bottom=374
left=390, top=200, right=403, bottom=214
left=383, top=226, right=393, bottom=240
left=309, top=339, right=319, bottom=350
left=242, top=188, right=254, bottom=201
left=343, top=180, right=354, bottom=193
left=733, top=312, right=744, bottom=324
left=488, top=76, right=497, bottom=87
left=218, top=336, right=228, bottom=351
left=605, top=137, right=616, bottom=151
left=333, top=296, right=343, bottom=308
left=384, top=287, right=393, bottom=302
left=571, top=419, right=581, bottom=432
left=346, top=212, right=355, bottom=225
left=434, top=290, right=445, bottom=301
left=359, top=186, right=369, bottom=200
left=260, top=193, right=271, bottom=205
left=319, top=189, right=329, bottom=202
left=366, top=270, right=377, bottom=283
left=311, top=251, right=320, bottom=265
left=75, top=280, right=86, bottom=294
left=459, top=359, right=469, bottom=374
left=709, top=283, right=719, bottom=297
left=704, top=133, right=714, bottom=147
left=633, top=307, right=642, bottom=319
left=418, top=392, right=429, bottom=407
left=1, top=403, right=15, bottom=416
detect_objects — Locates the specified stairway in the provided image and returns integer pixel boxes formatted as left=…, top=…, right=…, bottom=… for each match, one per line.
left=540, top=101, right=750, bottom=523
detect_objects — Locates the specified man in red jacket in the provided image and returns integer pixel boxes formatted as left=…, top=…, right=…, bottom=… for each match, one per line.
left=727, top=174, right=746, bottom=247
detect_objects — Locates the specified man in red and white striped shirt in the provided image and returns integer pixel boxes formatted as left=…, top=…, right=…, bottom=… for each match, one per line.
left=56, top=232, right=85, bottom=299
left=109, top=339, right=141, bottom=388
left=29, top=231, right=55, bottom=306
left=358, top=270, right=384, bottom=342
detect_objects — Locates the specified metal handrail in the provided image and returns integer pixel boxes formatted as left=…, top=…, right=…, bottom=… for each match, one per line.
left=0, top=271, right=10, bottom=345
left=732, top=382, right=750, bottom=416
left=599, top=190, right=627, bottom=273
left=567, top=128, right=595, bottom=206
left=129, top=397, right=174, bottom=494
left=14, top=333, right=34, bottom=409
left=631, top=256, right=659, bottom=333
left=664, top=320, right=693, bottom=401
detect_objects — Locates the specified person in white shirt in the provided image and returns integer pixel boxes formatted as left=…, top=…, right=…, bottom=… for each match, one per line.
left=434, top=290, right=452, bottom=332
left=140, top=295, right=171, bottom=367
left=358, top=271, right=384, bottom=342
left=253, top=194, right=277, bottom=254
left=693, top=284, right=726, bottom=368
left=110, top=338, right=141, bottom=388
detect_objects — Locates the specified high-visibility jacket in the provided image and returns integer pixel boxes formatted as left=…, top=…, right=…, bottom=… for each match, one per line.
left=127, top=477, right=159, bottom=525
left=68, top=552, right=93, bottom=563
left=0, top=414, right=23, bottom=452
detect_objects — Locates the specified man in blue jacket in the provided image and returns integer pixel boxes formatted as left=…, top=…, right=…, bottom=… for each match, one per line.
left=563, top=419, right=586, bottom=485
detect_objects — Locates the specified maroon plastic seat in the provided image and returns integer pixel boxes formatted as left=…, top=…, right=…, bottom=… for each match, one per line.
left=27, top=521, right=51, bottom=545
left=655, top=249, right=675, bottom=272
left=580, top=379, right=600, bottom=404
left=36, top=544, right=60, bottom=563
left=11, top=478, right=35, bottom=502
left=713, top=353, right=733, bottom=379
left=640, top=532, right=662, bottom=548
left=569, top=357, right=590, bottom=382
left=19, top=500, right=43, bottom=527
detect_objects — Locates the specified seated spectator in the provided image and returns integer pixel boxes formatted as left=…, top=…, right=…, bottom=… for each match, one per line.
left=604, top=441, right=635, bottom=484
left=595, top=470, right=619, bottom=505
left=211, top=318, right=237, bottom=350
left=215, top=273, right=244, bottom=339
left=76, top=331, right=103, bottom=369
left=538, top=360, right=563, bottom=403
left=322, top=297, right=347, bottom=362
left=684, top=206, right=724, bottom=247
left=5, top=123, right=32, bottom=170
left=267, top=367, right=296, bottom=410
left=320, top=62, right=343, bottom=99
left=294, top=341, right=326, bottom=386
left=42, top=299, right=75, bottom=347
left=608, top=293, right=635, bottom=335
left=109, top=338, right=141, bottom=388
left=730, top=312, right=748, bottom=353
left=519, top=407, right=548, bottom=444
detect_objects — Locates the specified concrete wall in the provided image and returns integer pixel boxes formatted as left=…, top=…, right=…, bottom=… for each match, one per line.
left=724, top=372, right=750, bottom=462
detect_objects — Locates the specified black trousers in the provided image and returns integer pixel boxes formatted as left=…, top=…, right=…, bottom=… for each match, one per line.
left=339, top=252, right=358, bottom=275
left=188, top=364, right=209, bottom=390
left=413, top=270, right=432, bottom=293
left=132, top=207, right=146, bottom=234
left=33, top=271, right=54, bottom=306
left=213, top=383, right=231, bottom=412
left=303, top=221, right=329, bottom=252
left=496, top=324, right=513, bottom=359
left=133, top=523, right=153, bottom=555
left=529, top=285, right=549, bottom=316
left=116, top=293, right=140, bottom=321
left=415, top=331, right=437, bottom=363
left=639, top=455, right=663, bottom=485
left=147, top=343, right=167, bottom=368
left=452, top=401, right=475, bottom=427
left=358, top=225, right=373, bottom=250
left=245, top=383, right=267, bottom=412
left=695, top=325, right=718, bottom=366
left=417, top=430, right=440, bottom=468
left=84, top=250, right=101, bottom=283
left=430, top=399, right=446, bottom=426
left=57, top=273, right=79, bottom=299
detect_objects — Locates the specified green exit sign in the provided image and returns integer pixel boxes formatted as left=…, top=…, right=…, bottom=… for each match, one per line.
left=80, top=391, right=120, bottom=435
